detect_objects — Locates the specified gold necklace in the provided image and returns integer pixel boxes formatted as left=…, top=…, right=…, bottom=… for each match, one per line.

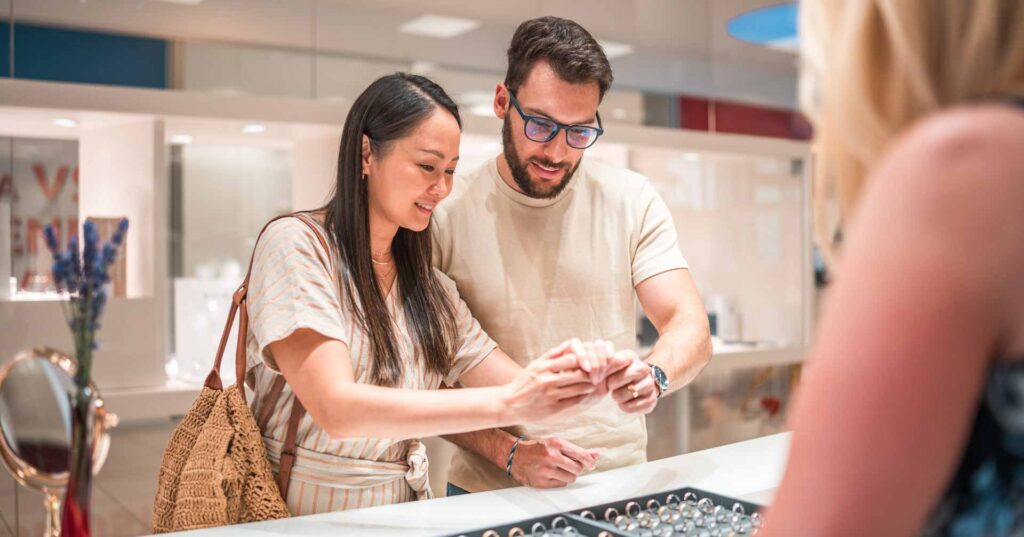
left=375, top=263, right=396, bottom=293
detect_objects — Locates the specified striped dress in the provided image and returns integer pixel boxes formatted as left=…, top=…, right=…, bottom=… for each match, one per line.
left=244, top=214, right=497, bottom=515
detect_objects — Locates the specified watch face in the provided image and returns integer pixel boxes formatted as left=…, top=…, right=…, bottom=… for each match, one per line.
left=651, top=365, right=669, bottom=392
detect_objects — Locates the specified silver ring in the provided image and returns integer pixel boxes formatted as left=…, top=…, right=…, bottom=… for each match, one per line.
left=604, top=507, right=620, bottom=521
left=626, top=501, right=641, bottom=517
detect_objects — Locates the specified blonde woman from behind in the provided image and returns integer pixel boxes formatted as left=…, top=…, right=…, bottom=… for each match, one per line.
left=762, top=1, right=1024, bottom=536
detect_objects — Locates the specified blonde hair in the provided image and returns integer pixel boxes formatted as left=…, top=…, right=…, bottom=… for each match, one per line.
left=799, top=0, right=1024, bottom=259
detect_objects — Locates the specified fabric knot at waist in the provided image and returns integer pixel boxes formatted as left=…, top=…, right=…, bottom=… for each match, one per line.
left=264, top=437, right=432, bottom=500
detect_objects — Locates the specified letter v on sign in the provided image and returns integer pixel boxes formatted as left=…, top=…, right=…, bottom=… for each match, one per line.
left=33, top=163, right=69, bottom=202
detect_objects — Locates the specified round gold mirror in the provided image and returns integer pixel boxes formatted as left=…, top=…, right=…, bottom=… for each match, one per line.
left=0, top=347, right=118, bottom=537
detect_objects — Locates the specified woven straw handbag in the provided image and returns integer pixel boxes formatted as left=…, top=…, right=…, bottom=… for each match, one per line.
left=151, top=214, right=327, bottom=533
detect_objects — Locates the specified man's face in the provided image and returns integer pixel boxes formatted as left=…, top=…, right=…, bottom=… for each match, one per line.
left=496, top=61, right=602, bottom=199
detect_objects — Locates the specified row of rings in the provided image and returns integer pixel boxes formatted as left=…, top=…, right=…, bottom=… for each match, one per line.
left=478, top=515, right=577, bottom=537
left=578, top=493, right=753, bottom=525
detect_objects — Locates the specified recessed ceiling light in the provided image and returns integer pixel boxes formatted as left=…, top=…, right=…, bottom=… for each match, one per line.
left=242, top=124, right=266, bottom=134
left=683, top=152, right=700, bottom=162
left=399, top=15, right=479, bottom=39
left=52, top=118, right=78, bottom=128
left=611, top=108, right=628, bottom=120
left=598, top=40, right=635, bottom=59
left=170, top=134, right=193, bottom=145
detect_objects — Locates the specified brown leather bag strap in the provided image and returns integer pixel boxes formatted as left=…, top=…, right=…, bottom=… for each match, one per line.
left=276, top=396, right=306, bottom=500
left=255, top=375, right=288, bottom=430
left=258, top=374, right=308, bottom=501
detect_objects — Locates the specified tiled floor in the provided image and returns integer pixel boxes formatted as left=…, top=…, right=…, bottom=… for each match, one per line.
left=0, top=419, right=177, bottom=537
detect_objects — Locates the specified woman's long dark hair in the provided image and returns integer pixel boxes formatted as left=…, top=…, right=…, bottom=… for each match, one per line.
left=322, top=73, right=461, bottom=386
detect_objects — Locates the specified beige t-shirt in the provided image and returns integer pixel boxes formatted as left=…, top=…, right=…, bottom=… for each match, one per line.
left=432, top=156, right=687, bottom=492
left=245, top=214, right=497, bottom=514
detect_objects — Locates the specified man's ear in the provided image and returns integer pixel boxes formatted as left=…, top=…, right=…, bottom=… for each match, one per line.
left=493, top=83, right=510, bottom=121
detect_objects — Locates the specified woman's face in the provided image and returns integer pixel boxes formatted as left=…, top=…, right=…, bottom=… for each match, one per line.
left=364, top=108, right=461, bottom=233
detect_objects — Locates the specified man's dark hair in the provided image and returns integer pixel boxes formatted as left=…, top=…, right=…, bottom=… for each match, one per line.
left=504, top=16, right=613, bottom=99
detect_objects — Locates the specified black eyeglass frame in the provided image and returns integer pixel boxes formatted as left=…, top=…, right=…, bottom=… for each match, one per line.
left=507, top=90, right=605, bottom=149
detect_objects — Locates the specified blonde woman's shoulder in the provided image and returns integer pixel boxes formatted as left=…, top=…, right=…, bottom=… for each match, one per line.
left=899, top=103, right=1024, bottom=174
left=877, top=103, right=1024, bottom=208
left=869, top=103, right=1024, bottom=352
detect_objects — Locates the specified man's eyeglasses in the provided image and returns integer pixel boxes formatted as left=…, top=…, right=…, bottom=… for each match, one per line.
left=508, top=91, right=604, bottom=149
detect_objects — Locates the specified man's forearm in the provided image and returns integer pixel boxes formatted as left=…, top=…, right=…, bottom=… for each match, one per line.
left=442, top=426, right=524, bottom=470
left=646, top=315, right=712, bottom=394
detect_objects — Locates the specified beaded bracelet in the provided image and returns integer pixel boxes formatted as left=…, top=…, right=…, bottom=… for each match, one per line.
left=505, top=435, right=525, bottom=477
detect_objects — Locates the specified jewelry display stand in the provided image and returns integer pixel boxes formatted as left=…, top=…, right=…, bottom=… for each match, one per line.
left=445, top=486, right=762, bottom=537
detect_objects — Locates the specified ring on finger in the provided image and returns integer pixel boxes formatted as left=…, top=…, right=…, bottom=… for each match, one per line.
left=627, top=384, right=640, bottom=399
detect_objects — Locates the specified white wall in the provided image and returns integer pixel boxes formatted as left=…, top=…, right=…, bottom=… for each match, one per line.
left=79, top=119, right=161, bottom=298
left=291, top=128, right=341, bottom=212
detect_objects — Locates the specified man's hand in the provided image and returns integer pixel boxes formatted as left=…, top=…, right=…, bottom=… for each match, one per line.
left=605, top=350, right=659, bottom=414
left=509, top=437, right=599, bottom=488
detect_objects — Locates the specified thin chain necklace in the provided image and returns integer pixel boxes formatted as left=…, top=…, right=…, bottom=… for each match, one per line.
left=374, top=262, right=396, bottom=294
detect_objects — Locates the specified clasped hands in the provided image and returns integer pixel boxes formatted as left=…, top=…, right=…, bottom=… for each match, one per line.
left=499, top=339, right=660, bottom=488
left=503, top=339, right=659, bottom=426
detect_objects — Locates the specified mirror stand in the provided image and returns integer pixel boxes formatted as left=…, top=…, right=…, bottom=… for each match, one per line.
left=44, top=491, right=60, bottom=537
left=0, top=348, right=116, bottom=537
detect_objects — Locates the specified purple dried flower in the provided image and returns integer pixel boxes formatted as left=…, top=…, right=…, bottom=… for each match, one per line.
left=112, top=219, right=129, bottom=246
left=49, top=218, right=130, bottom=383
left=43, top=225, right=60, bottom=254
left=82, top=220, right=98, bottom=282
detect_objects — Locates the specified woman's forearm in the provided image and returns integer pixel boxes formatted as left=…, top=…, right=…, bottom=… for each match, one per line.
left=312, top=383, right=513, bottom=440
left=273, top=330, right=593, bottom=440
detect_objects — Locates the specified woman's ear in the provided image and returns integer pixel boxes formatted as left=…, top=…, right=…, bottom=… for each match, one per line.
left=361, top=134, right=373, bottom=177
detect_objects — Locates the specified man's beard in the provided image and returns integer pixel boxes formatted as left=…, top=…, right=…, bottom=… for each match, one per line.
left=501, top=117, right=581, bottom=199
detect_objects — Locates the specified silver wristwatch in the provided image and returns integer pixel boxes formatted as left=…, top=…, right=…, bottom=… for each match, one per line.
left=647, top=363, right=669, bottom=398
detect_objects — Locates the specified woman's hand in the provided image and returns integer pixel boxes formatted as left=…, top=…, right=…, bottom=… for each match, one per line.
left=500, top=339, right=614, bottom=424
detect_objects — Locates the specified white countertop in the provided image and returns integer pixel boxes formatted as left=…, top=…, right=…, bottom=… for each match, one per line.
left=168, top=432, right=791, bottom=537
